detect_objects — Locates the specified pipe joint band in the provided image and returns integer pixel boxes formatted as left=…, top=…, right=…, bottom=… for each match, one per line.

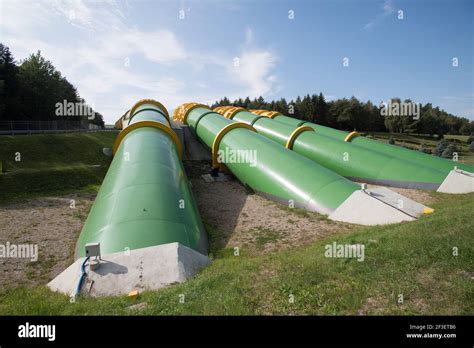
left=252, top=110, right=281, bottom=118
left=193, top=110, right=216, bottom=132
left=285, top=126, right=315, bottom=149
left=213, top=106, right=233, bottom=116
left=344, top=131, right=361, bottom=142
left=250, top=115, right=267, bottom=126
left=113, top=120, right=182, bottom=158
left=129, top=99, right=170, bottom=122
left=211, top=122, right=256, bottom=169
left=128, top=107, right=169, bottom=127
left=174, top=103, right=210, bottom=125
left=222, top=107, right=245, bottom=119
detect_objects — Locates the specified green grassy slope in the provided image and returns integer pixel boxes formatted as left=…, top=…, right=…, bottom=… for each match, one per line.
left=367, top=132, right=474, bottom=165
left=0, top=132, right=117, bottom=203
left=0, top=192, right=472, bottom=315
left=0, top=131, right=472, bottom=315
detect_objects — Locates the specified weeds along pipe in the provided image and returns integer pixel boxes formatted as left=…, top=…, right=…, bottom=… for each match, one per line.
left=75, top=99, right=207, bottom=257
left=263, top=110, right=474, bottom=175
left=173, top=103, right=420, bottom=225
left=214, top=107, right=447, bottom=190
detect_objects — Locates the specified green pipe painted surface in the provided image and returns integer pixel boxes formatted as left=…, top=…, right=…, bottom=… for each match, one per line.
left=231, top=110, right=447, bottom=189
left=272, top=113, right=474, bottom=174
left=180, top=105, right=360, bottom=214
left=76, top=101, right=207, bottom=258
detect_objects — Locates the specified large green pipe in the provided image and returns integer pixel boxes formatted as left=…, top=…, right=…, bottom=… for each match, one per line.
left=215, top=107, right=448, bottom=190
left=266, top=111, right=474, bottom=174
left=174, top=103, right=360, bottom=214
left=76, top=99, right=207, bottom=258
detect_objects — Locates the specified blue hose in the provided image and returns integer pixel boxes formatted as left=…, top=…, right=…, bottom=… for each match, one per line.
left=75, top=256, right=90, bottom=296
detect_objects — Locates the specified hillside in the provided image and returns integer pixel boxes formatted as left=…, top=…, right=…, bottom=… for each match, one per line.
left=0, top=132, right=117, bottom=203
left=0, top=131, right=472, bottom=315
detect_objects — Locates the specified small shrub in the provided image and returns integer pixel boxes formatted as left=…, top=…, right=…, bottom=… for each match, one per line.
left=419, top=143, right=432, bottom=154
left=434, top=139, right=449, bottom=156
left=441, top=143, right=458, bottom=158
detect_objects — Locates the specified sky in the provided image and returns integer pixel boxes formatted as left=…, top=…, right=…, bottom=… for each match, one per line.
left=0, top=0, right=473, bottom=124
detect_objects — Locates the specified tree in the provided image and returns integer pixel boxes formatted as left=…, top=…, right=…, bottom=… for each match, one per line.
left=469, top=142, right=474, bottom=153
left=18, top=50, right=82, bottom=121
left=212, top=93, right=469, bottom=136
left=274, top=98, right=288, bottom=114
left=0, top=43, right=20, bottom=120
left=299, top=94, right=314, bottom=121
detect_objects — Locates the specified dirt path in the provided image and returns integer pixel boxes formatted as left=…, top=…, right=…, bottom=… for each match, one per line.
left=190, top=177, right=354, bottom=255
left=0, top=193, right=95, bottom=289
left=0, top=161, right=439, bottom=289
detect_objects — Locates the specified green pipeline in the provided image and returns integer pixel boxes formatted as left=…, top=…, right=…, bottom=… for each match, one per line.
left=76, top=99, right=207, bottom=258
left=270, top=112, right=474, bottom=174
left=173, top=103, right=360, bottom=215
left=219, top=108, right=447, bottom=189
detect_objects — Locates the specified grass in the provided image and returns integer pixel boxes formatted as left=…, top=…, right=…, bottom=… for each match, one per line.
left=368, top=132, right=474, bottom=165
left=0, top=131, right=472, bottom=315
left=254, top=227, right=283, bottom=248
left=0, top=192, right=472, bottom=315
left=0, top=132, right=117, bottom=203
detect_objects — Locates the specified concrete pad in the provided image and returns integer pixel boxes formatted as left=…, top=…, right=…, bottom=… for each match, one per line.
left=48, top=243, right=209, bottom=297
left=329, top=190, right=415, bottom=225
left=437, top=169, right=474, bottom=194
left=366, top=187, right=432, bottom=217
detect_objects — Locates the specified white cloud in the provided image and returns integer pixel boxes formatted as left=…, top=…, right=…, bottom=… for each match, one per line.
left=364, top=0, right=395, bottom=30
left=0, top=0, right=52, bottom=32
left=230, top=50, right=278, bottom=97
left=0, top=0, right=279, bottom=123
left=245, top=27, right=254, bottom=45
left=49, top=0, right=129, bottom=31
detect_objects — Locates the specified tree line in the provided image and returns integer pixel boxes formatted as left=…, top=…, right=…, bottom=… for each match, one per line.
left=212, top=95, right=474, bottom=136
left=0, top=44, right=104, bottom=128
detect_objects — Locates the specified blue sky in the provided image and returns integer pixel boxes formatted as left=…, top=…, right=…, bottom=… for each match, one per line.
left=1, top=0, right=472, bottom=123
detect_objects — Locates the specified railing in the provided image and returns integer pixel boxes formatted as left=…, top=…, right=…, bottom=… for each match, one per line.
left=0, top=120, right=113, bottom=135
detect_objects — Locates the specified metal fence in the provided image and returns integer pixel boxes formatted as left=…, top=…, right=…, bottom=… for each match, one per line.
left=0, top=120, right=112, bottom=135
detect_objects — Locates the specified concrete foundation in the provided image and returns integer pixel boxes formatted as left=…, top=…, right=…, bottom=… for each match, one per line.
left=48, top=243, right=209, bottom=297
left=437, top=169, right=474, bottom=194
left=329, top=189, right=416, bottom=225
left=365, top=187, right=432, bottom=217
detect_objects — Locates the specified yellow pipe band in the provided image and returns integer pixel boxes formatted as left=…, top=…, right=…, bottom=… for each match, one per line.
left=113, top=120, right=182, bottom=158
left=344, top=131, right=361, bottom=142
left=223, top=106, right=245, bottom=119
left=260, top=110, right=281, bottom=118
left=173, top=103, right=210, bottom=124
left=250, top=109, right=281, bottom=118
left=213, top=106, right=233, bottom=115
left=129, top=99, right=170, bottom=122
left=285, top=126, right=315, bottom=149
left=211, top=122, right=256, bottom=168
